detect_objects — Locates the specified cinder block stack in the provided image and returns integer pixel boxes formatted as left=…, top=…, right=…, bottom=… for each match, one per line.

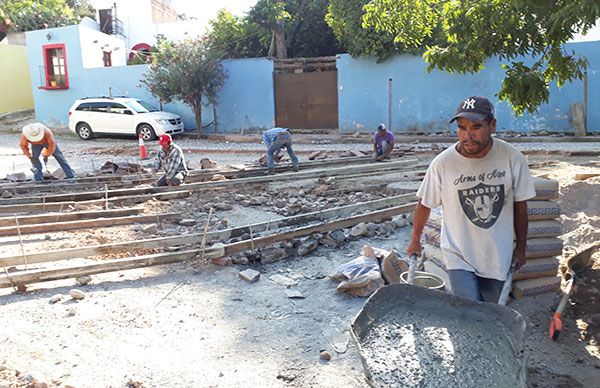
left=422, top=176, right=564, bottom=300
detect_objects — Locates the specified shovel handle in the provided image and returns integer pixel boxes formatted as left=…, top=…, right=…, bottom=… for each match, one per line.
left=497, top=267, right=514, bottom=305
left=406, top=253, right=418, bottom=285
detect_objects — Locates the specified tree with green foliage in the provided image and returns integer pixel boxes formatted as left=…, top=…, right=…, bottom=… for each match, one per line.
left=0, top=0, right=94, bottom=32
left=325, top=0, right=402, bottom=62
left=247, top=0, right=290, bottom=58
left=362, top=0, right=600, bottom=114
left=141, top=38, right=228, bottom=137
left=205, top=9, right=270, bottom=59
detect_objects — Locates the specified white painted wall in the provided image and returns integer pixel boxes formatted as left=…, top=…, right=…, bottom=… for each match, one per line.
left=79, top=25, right=126, bottom=68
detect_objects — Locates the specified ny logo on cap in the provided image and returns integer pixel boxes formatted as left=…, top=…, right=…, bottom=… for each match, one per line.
left=462, top=98, right=476, bottom=110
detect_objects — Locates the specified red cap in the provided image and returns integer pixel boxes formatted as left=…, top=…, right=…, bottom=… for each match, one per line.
left=158, top=133, right=172, bottom=145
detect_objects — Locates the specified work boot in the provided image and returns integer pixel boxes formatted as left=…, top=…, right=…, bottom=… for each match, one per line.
left=293, top=164, right=299, bottom=172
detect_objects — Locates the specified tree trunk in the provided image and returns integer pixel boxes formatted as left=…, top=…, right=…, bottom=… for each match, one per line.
left=193, top=99, right=203, bottom=138
left=273, top=21, right=287, bottom=59
left=213, top=103, right=218, bottom=133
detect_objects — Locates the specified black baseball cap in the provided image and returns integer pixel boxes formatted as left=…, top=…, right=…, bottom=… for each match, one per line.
left=377, top=123, right=386, bottom=131
left=450, top=96, right=495, bottom=123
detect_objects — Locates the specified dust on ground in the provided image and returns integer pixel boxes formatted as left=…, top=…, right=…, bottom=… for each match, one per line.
left=0, top=124, right=599, bottom=387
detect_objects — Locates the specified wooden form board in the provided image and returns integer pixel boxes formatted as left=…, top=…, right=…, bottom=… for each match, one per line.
left=0, top=212, right=180, bottom=237
left=0, top=190, right=190, bottom=215
left=0, top=153, right=406, bottom=194
left=0, top=193, right=417, bottom=267
left=0, top=207, right=144, bottom=227
left=0, top=202, right=417, bottom=288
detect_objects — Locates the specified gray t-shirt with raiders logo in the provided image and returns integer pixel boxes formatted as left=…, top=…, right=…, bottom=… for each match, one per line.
left=417, top=138, right=536, bottom=280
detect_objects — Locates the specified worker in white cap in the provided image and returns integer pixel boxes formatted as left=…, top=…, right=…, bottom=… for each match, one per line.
left=20, top=123, right=75, bottom=182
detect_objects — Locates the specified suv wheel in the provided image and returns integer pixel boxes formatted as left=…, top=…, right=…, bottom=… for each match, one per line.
left=138, top=124, right=156, bottom=141
left=76, top=122, right=93, bottom=140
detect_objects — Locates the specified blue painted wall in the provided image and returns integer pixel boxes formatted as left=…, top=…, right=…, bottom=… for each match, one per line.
left=26, top=26, right=275, bottom=133
left=337, top=40, right=599, bottom=133
left=27, top=24, right=599, bottom=134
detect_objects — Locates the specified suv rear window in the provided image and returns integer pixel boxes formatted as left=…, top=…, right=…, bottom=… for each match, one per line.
left=76, top=102, right=110, bottom=112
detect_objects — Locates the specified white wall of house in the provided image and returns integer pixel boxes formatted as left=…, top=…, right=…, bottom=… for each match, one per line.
left=79, top=25, right=127, bottom=68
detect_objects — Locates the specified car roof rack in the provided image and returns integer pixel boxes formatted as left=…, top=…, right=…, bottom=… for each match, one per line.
left=80, top=96, right=129, bottom=100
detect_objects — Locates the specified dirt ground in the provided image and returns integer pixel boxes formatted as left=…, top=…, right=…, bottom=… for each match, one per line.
left=0, top=117, right=599, bottom=387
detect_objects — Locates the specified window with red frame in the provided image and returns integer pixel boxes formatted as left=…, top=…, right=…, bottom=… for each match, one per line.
left=42, top=44, right=69, bottom=89
left=103, top=51, right=112, bottom=67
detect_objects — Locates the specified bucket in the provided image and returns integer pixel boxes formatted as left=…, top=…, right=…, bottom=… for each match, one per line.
left=400, top=270, right=445, bottom=290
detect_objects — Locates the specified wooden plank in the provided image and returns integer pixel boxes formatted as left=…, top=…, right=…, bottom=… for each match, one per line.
left=0, top=159, right=417, bottom=205
left=574, top=173, right=600, bottom=181
left=0, top=202, right=417, bottom=288
left=0, top=207, right=144, bottom=227
left=0, top=212, right=180, bottom=237
left=0, top=190, right=190, bottom=215
left=0, top=193, right=417, bottom=267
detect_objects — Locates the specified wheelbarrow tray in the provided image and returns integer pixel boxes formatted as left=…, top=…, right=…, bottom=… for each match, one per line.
left=351, top=284, right=526, bottom=388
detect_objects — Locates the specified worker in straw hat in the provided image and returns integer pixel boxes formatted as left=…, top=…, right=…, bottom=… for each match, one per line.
left=20, top=123, right=75, bottom=182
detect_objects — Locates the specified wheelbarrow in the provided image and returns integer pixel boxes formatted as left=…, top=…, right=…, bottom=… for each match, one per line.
left=351, top=284, right=527, bottom=387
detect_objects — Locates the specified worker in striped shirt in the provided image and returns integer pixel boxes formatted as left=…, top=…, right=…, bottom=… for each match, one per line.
left=154, top=134, right=188, bottom=186
left=262, top=127, right=299, bottom=174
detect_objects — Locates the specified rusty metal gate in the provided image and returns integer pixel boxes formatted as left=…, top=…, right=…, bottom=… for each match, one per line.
left=274, top=70, right=338, bottom=129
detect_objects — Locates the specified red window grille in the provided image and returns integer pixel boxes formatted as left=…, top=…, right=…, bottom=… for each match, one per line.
left=41, top=43, right=69, bottom=89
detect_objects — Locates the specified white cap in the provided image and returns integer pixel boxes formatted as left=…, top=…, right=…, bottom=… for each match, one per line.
left=22, top=123, right=47, bottom=142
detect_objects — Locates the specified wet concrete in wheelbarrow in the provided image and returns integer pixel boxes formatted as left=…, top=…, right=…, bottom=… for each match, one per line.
left=352, top=284, right=526, bottom=388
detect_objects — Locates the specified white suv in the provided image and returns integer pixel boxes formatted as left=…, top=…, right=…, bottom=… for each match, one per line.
left=68, top=97, right=184, bottom=141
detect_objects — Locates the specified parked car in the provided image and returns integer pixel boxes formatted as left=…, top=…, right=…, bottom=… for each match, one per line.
left=68, top=97, right=184, bottom=141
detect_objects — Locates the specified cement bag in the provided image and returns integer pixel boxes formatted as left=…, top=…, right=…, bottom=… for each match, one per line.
left=526, top=237, right=564, bottom=259
left=527, top=200, right=561, bottom=220
left=527, top=220, right=563, bottom=238
left=532, top=176, right=559, bottom=200
left=330, top=246, right=385, bottom=297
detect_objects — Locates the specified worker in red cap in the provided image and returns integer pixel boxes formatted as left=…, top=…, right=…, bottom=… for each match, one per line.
left=20, top=123, right=75, bottom=181
left=154, top=134, right=188, bottom=186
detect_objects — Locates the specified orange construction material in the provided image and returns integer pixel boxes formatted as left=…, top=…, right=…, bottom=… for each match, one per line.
left=138, top=134, right=148, bottom=159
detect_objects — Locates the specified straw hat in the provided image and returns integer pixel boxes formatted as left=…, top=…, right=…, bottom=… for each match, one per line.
left=22, top=123, right=47, bottom=142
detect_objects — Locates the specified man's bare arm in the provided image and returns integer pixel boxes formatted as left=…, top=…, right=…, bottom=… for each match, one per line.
left=513, top=201, right=528, bottom=269
left=406, top=200, right=431, bottom=257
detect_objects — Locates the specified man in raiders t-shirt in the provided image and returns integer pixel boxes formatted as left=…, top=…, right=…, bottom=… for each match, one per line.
left=406, top=96, right=536, bottom=302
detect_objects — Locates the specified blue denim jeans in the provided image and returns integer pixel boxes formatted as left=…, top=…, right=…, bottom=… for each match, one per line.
left=266, top=132, right=299, bottom=169
left=31, top=143, right=75, bottom=181
left=447, top=269, right=505, bottom=302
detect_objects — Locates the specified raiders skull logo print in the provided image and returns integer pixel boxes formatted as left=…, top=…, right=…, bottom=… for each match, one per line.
left=458, top=183, right=504, bottom=228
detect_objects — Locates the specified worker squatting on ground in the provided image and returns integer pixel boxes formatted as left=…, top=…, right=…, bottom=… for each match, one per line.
left=154, top=133, right=188, bottom=187
left=406, top=96, right=536, bottom=302
left=262, top=127, right=299, bottom=174
left=372, top=123, right=395, bottom=161
left=20, top=123, right=75, bottom=182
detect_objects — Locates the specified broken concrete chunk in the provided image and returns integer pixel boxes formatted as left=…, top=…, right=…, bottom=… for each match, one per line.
left=49, top=294, right=64, bottom=304
left=1, top=190, right=12, bottom=198
left=232, top=253, right=249, bottom=265
left=285, top=289, right=305, bottom=299
left=244, top=249, right=261, bottom=262
left=260, top=247, right=288, bottom=264
left=5, top=172, right=27, bottom=182
left=214, top=202, right=233, bottom=211
left=349, top=222, right=368, bottom=237
left=142, top=224, right=158, bottom=234
left=297, top=239, right=319, bottom=256
left=179, top=219, right=197, bottom=227
left=211, top=174, right=226, bottom=181
left=75, top=275, right=92, bottom=285
left=69, top=289, right=85, bottom=300
left=320, top=350, right=332, bottom=361
left=239, top=268, right=261, bottom=283
left=211, top=256, right=233, bottom=266
left=269, top=274, right=298, bottom=287
left=235, top=194, right=248, bottom=201
left=200, top=158, right=218, bottom=169
left=327, top=230, right=347, bottom=243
